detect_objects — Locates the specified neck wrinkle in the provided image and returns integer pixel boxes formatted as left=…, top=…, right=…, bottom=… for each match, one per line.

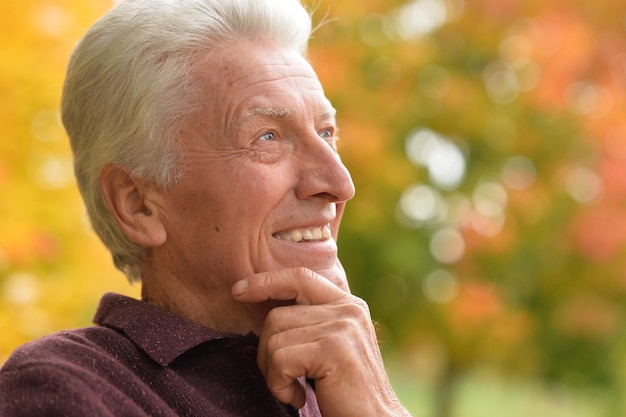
left=139, top=263, right=266, bottom=336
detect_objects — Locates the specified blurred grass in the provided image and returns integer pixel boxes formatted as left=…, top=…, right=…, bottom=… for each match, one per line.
left=388, top=360, right=609, bottom=417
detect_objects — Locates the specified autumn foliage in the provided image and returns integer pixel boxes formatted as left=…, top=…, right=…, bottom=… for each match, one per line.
left=3, top=0, right=626, bottom=414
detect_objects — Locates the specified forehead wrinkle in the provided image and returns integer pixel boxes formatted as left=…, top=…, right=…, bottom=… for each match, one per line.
left=320, top=107, right=337, bottom=121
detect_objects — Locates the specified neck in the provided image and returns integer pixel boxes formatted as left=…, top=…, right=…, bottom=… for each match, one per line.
left=139, top=264, right=267, bottom=335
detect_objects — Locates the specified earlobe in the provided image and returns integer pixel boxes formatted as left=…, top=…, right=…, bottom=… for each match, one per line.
left=99, top=164, right=167, bottom=247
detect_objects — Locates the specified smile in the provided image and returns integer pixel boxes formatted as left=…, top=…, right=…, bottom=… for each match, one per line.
left=273, top=224, right=332, bottom=243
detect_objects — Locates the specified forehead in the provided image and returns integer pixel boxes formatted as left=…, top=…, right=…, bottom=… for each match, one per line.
left=189, top=42, right=333, bottom=123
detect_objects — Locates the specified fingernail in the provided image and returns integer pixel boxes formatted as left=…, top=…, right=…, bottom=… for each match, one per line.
left=232, top=279, right=248, bottom=297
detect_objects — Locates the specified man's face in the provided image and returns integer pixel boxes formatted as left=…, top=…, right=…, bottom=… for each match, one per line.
left=152, top=41, right=355, bottom=296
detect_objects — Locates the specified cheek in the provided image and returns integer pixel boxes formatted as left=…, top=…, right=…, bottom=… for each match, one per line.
left=249, top=141, right=291, bottom=164
left=234, top=163, right=291, bottom=200
left=177, top=157, right=294, bottom=232
left=212, top=179, right=287, bottom=242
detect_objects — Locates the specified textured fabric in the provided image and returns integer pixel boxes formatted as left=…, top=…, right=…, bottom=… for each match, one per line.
left=0, top=293, right=321, bottom=417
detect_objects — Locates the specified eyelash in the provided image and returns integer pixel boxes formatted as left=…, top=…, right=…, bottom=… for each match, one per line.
left=319, top=128, right=334, bottom=139
left=256, top=128, right=336, bottom=143
left=259, top=132, right=276, bottom=141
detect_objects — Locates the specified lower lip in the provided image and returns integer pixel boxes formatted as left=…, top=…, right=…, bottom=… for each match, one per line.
left=273, top=236, right=338, bottom=251
left=271, top=237, right=339, bottom=272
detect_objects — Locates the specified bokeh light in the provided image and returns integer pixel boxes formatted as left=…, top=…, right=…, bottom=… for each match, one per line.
left=422, top=269, right=459, bottom=303
left=5, top=0, right=626, bottom=415
left=405, top=128, right=467, bottom=190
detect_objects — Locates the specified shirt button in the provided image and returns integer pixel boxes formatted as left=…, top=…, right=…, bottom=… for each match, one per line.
left=241, top=346, right=257, bottom=361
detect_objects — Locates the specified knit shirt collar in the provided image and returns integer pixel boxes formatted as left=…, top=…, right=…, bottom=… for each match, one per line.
left=93, top=292, right=257, bottom=366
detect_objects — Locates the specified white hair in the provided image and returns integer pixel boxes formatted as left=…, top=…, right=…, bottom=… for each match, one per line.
left=61, top=0, right=313, bottom=282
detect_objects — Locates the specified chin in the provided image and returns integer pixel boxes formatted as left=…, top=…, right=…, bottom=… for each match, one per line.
left=316, top=262, right=351, bottom=293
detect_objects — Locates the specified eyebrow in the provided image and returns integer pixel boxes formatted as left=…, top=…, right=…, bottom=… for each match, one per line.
left=242, top=106, right=337, bottom=122
left=244, top=107, right=294, bottom=120
left=235, top=106, right=337, bottom=134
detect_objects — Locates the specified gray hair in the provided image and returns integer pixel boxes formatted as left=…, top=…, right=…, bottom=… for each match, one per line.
left=61, top=0, right=313, bottom=282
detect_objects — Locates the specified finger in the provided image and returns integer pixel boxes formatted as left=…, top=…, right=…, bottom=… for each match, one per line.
left=231, top=267, right=348, bottom=305
left=262, top=344, right=316, bottom=409
left=257, top=313, right=332, bottom=379
left=263, top=304, right=338, bottom=331
left=271, top=377, right=307, bottom=410
left=257, top=305, right=372, bottom=373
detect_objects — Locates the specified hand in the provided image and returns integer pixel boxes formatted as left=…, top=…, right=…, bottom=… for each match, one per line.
left=231, top=267, right=411, bottom=417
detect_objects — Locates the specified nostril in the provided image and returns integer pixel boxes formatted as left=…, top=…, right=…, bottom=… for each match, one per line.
left=313, top=192, right=339, bottom=202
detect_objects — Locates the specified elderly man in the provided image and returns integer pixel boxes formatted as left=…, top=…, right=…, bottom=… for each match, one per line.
left=0, top=0, right=411, bottom=416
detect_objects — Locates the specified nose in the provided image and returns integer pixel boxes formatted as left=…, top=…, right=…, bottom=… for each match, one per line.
left=295, top=136, right=356, bottom=203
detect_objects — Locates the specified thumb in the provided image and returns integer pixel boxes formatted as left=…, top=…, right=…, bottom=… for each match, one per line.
left=281, top=379, right=307, bottom=410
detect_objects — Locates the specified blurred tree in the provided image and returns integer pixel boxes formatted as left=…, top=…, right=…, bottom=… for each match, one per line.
left=0, top=0, right=140, bottom=363
left=309, top=0, right=626, bottom=415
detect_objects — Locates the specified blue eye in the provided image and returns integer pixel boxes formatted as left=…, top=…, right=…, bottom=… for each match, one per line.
left=319, top=128, right=334, bottom=138
left=260, top=132, right=275, bottom=141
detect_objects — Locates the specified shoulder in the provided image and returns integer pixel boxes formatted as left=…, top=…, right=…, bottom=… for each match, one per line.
left=0, top=327, right=119, bottom=387
left=2, top=326, right=131, bottom=372
left=0, top=327, right=158, bottom=417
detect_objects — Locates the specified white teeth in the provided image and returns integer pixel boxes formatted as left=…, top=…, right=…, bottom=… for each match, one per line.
left=274, top=224, right=333, bottom=243
left=291, top=229, right=303, bottom=242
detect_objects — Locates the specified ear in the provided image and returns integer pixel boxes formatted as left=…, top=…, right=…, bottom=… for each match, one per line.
left=99, top=164, right=167, bottom=247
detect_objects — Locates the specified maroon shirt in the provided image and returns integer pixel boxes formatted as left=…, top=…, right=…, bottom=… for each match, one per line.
left=0, top=293, right=321, bottom=416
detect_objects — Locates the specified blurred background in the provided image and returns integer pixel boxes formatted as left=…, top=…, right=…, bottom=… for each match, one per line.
left=2, top=0, right=626, bottom=416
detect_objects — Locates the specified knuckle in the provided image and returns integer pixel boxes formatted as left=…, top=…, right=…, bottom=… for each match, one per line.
left=269, top=346, right=289, bottom=368
left=291, top=266, right=312, bottom=279
left=338, top=297, right=370, bottom=320
left=266, top=368, right=292, bottom=398
left=265, top=306, right=282, bottom=323
left=265, top=333, right=283, bottom=358
left=352, top=295, right=370, bottom=312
